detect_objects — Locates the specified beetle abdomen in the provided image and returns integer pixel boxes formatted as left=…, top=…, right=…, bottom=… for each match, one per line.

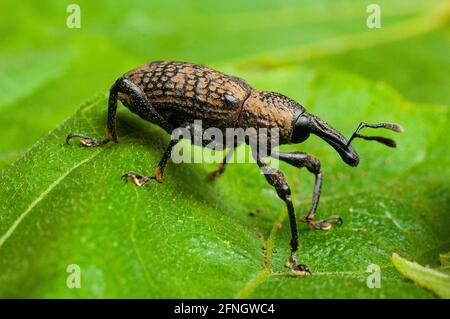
left=122, top=61, right=253, bottom=127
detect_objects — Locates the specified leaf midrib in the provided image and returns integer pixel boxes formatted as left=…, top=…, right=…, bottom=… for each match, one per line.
left=0, top=151, right=105, bottom=249
left=234, top=190, right=450, bottom=298
left=0, top=120, right=147, bottom=251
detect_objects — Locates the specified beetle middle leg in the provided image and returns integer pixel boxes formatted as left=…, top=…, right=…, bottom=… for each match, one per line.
left=209, top=147, right=235, bottom=180
left=271, top=151, right=343, bottom=230
left=121, top=137, right=180, bottom=186
left=253, top=152, right=310, bottom=275
left=122, top=121, right=198, bottom=186
left=66, top=77, right=172, bottom=147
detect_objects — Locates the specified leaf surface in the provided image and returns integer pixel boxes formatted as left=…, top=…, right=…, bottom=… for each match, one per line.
left=392, top=253, right=450, bottom=298
left=0, top=66, right=448, bottom=298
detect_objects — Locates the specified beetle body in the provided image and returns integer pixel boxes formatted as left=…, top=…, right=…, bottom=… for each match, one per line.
left=119, top=61, right=299, bottom=144
left=67, top=61, right=402, bottom=275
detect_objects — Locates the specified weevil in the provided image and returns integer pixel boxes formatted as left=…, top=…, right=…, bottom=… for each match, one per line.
left=67, top=61, right=403, bottom=275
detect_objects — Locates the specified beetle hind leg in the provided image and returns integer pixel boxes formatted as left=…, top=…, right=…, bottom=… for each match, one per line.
left=66, top=77, right=173, bottom=148
left=66, top=128, right=113, bottom=147
left=66, top=78, right=126, bottom=147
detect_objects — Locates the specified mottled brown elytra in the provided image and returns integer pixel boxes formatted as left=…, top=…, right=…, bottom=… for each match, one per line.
left=67, top=61, right=403, bottom=275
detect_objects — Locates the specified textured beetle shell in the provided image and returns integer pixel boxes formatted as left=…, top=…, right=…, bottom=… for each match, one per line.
left=121, top=61, right=252, bottom=129
left=119, top=61, right=300, bottom=143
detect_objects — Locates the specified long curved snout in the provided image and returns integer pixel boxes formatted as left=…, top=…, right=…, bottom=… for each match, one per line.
left=309, top=114, right=360, bottom=167
left=326, top=136, right=360, bottom=167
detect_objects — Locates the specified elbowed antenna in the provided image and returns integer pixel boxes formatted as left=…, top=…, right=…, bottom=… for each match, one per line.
left=347, top=122, right=404, bottom=148
left=306, top=114, right=403, bottom=167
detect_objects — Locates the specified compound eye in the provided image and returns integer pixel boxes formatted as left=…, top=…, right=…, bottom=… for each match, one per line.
left=292, top=115, right=311, bottom=143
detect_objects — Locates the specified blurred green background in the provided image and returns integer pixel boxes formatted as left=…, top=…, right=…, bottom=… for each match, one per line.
left=0, top=0, right=448, bottom=166
left=0, top=0, right=449, bottom=298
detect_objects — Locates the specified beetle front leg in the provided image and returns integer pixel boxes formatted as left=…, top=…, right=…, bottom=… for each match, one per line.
left=271, top=151, right=343, bottom=231
left=254, top=154, right=310, bottom=275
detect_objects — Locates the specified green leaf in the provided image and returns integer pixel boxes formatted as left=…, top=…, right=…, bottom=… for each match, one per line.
left=440, top=252, right=450, bottom=269
left=392, top=253, right=450, bottom=298
left=0, top=47, right=77, bottom=108
left=0, top=65, right=448, bottom=298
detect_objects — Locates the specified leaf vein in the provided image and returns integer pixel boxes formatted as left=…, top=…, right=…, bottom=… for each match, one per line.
left=0, top=150, right=104, bottom=249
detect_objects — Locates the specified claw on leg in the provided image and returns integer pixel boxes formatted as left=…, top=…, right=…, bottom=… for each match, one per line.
left=155, top=167, right=163, bottom=183
left=121, top=172, right=155, bottom=186
left=285, top=252, right=311, bottom=276
left=66, top=133, right=109, bottom=147
left=305, top=215, right=343, bottom=231
left=208, top=164, right=224, bottom=180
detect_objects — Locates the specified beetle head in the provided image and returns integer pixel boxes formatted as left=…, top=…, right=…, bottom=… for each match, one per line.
left=292, top=111, right=360, bottom=167
left=292, top=110, right=403, bottom=167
